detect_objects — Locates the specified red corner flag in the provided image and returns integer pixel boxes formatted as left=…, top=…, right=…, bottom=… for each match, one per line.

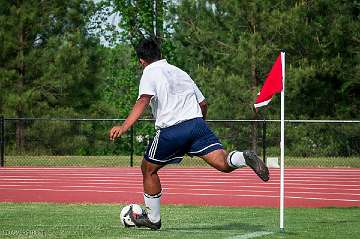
left=254, top=53, right=284, bottom=108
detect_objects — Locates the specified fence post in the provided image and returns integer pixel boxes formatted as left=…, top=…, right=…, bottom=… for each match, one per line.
left=262, top=120, right=267, bottom=164
left=130, top=126, right=134, bottom=167
left=0, top=116, right=4, bottom=167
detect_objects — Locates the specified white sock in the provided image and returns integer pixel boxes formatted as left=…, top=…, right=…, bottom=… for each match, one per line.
left=227, top=151, right=246, bottom=168
left=144, top=192, right=161, bottom=223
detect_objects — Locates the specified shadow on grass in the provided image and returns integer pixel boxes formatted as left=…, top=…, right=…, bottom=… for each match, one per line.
left=162, top=222, right=307, bottom=238
left=165, top=222, right=266, bottom=232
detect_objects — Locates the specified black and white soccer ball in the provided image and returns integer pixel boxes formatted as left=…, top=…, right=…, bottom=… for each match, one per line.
left=120, top=204, right=143, bottom=227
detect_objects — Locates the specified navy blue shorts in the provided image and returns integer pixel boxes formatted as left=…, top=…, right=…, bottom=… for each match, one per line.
left=144, top=117, right=223, bottom=165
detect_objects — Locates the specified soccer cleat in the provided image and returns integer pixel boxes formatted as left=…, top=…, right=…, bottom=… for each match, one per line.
left=129, top=206, right=161, bottom=230
left=243, top=150, right=270, bottom=182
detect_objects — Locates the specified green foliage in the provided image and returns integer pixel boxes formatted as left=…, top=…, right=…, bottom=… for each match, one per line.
left=167, top=0, right=360, bottom=154
left=0, top=0, right=105, bottom=118
left=170, top=0, right=360, bottom=120
left=280, top=0, right=360, bottom=118
left=100, top=45, right=140, bottom=117
left=1, top=0, right=360, bottom=158
left=168, top=0, right=295, bottom=151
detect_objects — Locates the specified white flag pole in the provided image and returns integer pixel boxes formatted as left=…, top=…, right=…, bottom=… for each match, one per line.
left=280, top=51, right=285, bottom=232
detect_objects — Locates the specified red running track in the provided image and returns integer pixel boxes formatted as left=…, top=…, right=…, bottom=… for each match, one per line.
left=0, top=167, right=360, bottom=207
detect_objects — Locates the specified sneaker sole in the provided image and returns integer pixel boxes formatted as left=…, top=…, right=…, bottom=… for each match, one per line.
left=244, top=151, right=270, bottom=182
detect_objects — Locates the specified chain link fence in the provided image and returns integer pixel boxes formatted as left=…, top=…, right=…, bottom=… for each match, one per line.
left=0, top=117, right=359, bottom=167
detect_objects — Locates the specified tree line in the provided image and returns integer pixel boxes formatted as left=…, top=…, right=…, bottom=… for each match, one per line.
left=1, top=0, right=359, bottom=156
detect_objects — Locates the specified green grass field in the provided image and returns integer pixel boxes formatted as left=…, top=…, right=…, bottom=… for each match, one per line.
left=4, top=155, right=360, bottom=167
left=0, top=203, right=359, bottom=239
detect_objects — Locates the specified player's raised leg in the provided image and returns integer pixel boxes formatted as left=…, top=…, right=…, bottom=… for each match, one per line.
left=198, top=149, right=235, bottom=173
left=200, top=149, right=270, bottom=181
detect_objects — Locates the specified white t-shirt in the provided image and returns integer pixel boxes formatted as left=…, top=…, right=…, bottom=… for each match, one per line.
left=138, top=59, right=205, bottom=129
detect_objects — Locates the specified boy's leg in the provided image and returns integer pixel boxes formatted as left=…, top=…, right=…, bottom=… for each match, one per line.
left=130, top=159, right=163, bottom=230
left=200, top=149, right=270, bottom=181
left=141, top=159, right=163, bottom=223
left=132, top=122, right=191, bottom=229
left=141, top=159, right=163, bottom=195
left=199, top=149, right=234, bottom=173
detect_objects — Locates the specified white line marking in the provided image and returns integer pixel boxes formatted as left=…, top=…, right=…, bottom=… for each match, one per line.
left=2, top=167, right=360, bottom=172
left=2, top=174, right=360, bottom=181
left=2, top=178, right=359, bottom=188
left=226, top=231, right=274, bottom=239
left=1, top=182, right=359, bottom=196
left=1, top=188, right=359, bottom=202
left=1, top=184, right=359, bottom=197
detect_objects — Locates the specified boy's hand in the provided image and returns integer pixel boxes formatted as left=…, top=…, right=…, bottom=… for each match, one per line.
left=109, top=126, right=124, bottom=141
left=109, top=95, right=151, bottom=141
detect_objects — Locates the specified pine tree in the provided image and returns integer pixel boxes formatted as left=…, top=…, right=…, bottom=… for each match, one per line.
left=0, top=0, right=104, bottom=150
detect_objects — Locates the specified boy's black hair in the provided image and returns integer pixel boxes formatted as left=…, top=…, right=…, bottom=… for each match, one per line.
left=135, top=38, right=161, bottom=63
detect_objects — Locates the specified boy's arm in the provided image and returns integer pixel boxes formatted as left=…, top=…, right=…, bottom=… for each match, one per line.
left=192, top=81, right=207, bottom=119
left=199, top=100, right=208, bottom=120
left=109, top=94, right=152, bottom=140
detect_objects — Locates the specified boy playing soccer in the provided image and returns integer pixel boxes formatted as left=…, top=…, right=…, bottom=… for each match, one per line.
left=109, top=38, right=269, bottom=230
